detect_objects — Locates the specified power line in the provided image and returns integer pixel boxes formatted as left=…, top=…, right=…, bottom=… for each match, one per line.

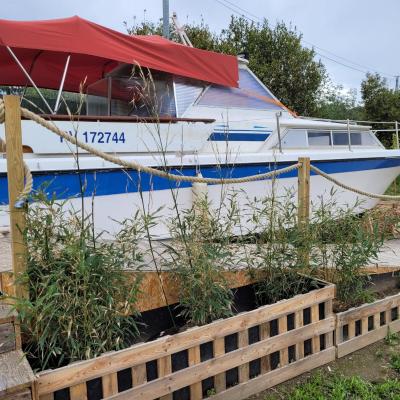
left=212, top=0, right=396, bottom=78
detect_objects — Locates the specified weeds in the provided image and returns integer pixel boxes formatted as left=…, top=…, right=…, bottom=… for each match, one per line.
left=385, top=329, right=400, bottom=346
left=265, top=373, right=400, bottom=399
left=14, top=189, right=145, bottom=371
left=390, top=353, right=400, bottom=373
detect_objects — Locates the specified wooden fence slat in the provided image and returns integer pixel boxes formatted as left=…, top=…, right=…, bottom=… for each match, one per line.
left=102, top=372, right=118, bottom=397
left=311, top=304, right=320, bottom=353
left=338, top=293, right=400, bottom=324
left=325, top=300, right=333, bottom=348
left=214, top=337, right=226, bottom=393
left=131, top=364, right=147, bottom=386
left=106, top=318, right=334, bottom=400
left=39, top=393, right=54, bottom=400
left=386, top=309, right=392, bottom=326
left=37, top=284, right=335, bottom=397
left=278, top=316, right=288, bottom=367
left=158, top=356, right=172, bottom=400
left=70, top=382, right=87, bottom=400
left=238, top=330, right=249, bottom=383
left=188, top=346, right=202, bottom=400
left=208, top=349, right=335, bottom=400
left=361, top=317, right=368, bottom=335
left=337, top=318, right=400, bottom=358
left=295, top=309, right=304, bottom=361
left=373, top=313, right=380, bottom=331
left=260, top=322, right=270, bottom=373
left=348, top=320, right=355, bottom=340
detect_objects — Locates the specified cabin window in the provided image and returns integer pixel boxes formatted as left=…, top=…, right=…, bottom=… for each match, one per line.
left=281, top=129, right=308, bottom=148
left=308, top=131, right=331, bottom=147
left=174, top=77, right=204, bottom=117
left=86, top=68, right=176, bottom=117
left=333, top=131, right=349, bottom=146
left=197, top=68, right=284, bottom=111
left=350, top=131, right=380, bottom=146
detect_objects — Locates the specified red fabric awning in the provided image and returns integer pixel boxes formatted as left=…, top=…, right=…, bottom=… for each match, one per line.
left=0, top=16, right=239, bottom=92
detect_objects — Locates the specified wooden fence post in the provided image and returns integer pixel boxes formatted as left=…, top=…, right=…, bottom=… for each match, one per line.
left=298, top=157, right=310, bottom=266
left=298, top=157, right=310, bottom=229
left=4, top=95, right=28, bottom=299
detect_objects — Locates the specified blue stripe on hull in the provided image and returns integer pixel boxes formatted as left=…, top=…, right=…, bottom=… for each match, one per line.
left=0, top=158, right=399, bottom=203
left=208, top=132, right=270, bottom=141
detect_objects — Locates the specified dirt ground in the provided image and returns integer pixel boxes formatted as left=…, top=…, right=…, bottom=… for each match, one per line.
left=247, top=338, right=400, bottom=399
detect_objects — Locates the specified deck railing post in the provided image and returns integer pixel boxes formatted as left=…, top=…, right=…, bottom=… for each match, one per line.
left=298, top=157, right=310, bottom=266
left=4, top=95, right=28, bottom=299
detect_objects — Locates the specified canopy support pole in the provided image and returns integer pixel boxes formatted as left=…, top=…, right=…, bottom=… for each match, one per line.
left=54, top=55, right=71, bottom=114
left=6, top=46, right=54, bottom=114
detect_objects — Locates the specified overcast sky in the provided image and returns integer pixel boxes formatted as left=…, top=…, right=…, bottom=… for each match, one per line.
left=3, top=0, right=400, bottom=96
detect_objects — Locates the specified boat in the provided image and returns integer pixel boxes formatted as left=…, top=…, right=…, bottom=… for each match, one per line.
left=0, top=16, right=399, bottom=238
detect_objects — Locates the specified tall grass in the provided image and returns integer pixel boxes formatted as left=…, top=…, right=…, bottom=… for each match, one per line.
left=308, top=195, right=390, bottom=307
left=242, top=190, right=318, bottom=305
left=14, top=189, right=144, bottom=370
left=163, top=196, right=238, bottom=326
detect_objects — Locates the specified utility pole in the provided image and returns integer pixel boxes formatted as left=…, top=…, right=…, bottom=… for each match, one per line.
left=162, top=0, right=169, bottom=39
left=396, top=75, right=399, bottom=91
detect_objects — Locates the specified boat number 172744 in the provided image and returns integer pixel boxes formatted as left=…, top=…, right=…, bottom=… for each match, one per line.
left=60, top=131, right=126, bottom=144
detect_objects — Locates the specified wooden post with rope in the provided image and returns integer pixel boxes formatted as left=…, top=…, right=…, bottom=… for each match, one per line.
left=298, top=157, right=310, bottom=266
left=4, top=95, right=28, bottom=299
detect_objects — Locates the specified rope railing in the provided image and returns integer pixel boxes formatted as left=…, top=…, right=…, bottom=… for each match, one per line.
left=310, top=165, right=400, bottom=201
left=0, top=97, right=400, bottom=202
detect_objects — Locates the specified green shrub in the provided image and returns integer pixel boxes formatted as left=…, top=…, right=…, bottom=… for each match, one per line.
left=14, top=190, right=144, bottom=370
left=309, top=196, right=387, bottom=307
left=244, top=190, right=317, bottom=305
left=265, top=373, right=400, bottom=399
left=165, top=196, right=236, bottom=326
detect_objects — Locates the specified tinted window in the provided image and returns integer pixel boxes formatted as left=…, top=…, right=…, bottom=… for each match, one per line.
left=351, top=131, right=378, bottom=146
left=333, top=131, right=349, bottom=146
left=282, top=129, right=307, bottom=148
left=308, top=131, right=331, bottom=146
left=198, top=69, right=284, bottom=111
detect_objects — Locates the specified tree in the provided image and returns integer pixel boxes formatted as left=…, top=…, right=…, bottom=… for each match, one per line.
left=314, top=80, right=364, bottom=121
left=361, top=73, right=400, bottom=147
left=361, top=73, right=400, bottom=122
left=126, top=17, right=327, bottom=116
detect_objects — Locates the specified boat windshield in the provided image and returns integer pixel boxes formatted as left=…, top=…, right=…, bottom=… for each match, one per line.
left=86, top=66, right=176, bottom=117
left=196, top=68, right=284, bottom=111
left=280, top=129, right=382, bottom=148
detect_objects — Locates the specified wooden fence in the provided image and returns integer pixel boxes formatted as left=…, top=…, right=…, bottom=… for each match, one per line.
left=335, top=292, right=400, bottom=358
left=35, top=283, right=335, bottom=400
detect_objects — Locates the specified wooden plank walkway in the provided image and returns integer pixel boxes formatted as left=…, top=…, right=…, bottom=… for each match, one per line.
left=1, top=231, right=400, bottom=274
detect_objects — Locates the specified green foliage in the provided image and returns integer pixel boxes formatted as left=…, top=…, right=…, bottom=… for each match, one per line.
left=385, top=329, right=400, bottom=346
left=265, top=373, right=400, bottom=399
left=315, top=80, right=364, bottom=121
left=15, top=190, right=144, bottom=371
left=164, top=197, right=236, bottom=326
left=362, top=73, right=400, bottom=147
left=127, top=17, right=326, bottom=116
left=308, top=196, right=386, bottom=307
left=244, top=190, right=318, bottom=305
left=390, top=353, right=400, bottom=373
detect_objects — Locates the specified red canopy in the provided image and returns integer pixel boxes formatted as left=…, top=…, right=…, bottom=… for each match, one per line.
left=0, top=16, right=238, bottom=92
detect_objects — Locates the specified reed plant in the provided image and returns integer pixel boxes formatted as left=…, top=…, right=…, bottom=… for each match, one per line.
left=243, top=189, right=317, bottom=305
left=14, top=189, right=145, bottom=371
left=164, top=195, right=238, bottom=326
left=309, top=195, right=392, bottom=307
